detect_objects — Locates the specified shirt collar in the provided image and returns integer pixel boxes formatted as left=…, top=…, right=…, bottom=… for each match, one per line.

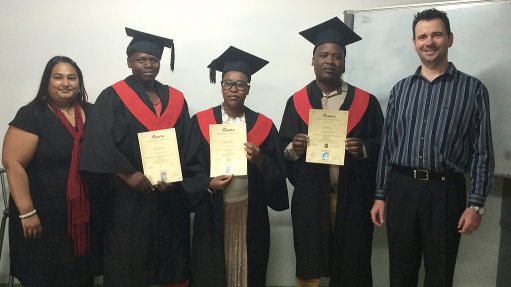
left=413, top=62, right=457, bottom=81
left=322, top=80, right=348, bottom=98
left=221, top=103, right=245, bottom=124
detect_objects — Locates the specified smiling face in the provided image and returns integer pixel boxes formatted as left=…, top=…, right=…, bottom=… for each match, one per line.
left=312, top=42, right=345, bottom=85
left=413, top=18, right=453, bottom=67
left=127, top=51, right=161, bottom=83
left=47, top=62, right=79, bottom=105
left=221, top=71, right=249, bottom=112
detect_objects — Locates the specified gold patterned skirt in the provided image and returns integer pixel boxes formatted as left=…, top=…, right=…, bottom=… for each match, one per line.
left=224, top=198, right=248, bottom=287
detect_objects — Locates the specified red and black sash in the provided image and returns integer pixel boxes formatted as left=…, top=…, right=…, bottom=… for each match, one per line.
left=112, top=80, right=184, bottom=131
left=292, top=86, right=370, bottom=135
left=196, top=108, right=273, bottom=147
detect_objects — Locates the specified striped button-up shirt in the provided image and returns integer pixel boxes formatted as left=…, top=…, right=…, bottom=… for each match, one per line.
left=375, top=63, right=494, bottom=206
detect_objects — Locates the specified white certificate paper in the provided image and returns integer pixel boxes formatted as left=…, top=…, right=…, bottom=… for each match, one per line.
left=209, top=123, right=247, bottom=177
left=137, top=128, right=183, bottom=184
left=306, top=109, right=348, bottom=165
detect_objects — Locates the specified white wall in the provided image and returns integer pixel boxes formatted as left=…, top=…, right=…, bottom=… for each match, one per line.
left=1, top=1, right=504, bottom=286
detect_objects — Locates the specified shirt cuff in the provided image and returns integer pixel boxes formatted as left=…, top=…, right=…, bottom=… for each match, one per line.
left=468, top=193, right=487, bottom=207
left=284, top=142, right=300, bottom=161
left=375, top=188, right=387, bottom=201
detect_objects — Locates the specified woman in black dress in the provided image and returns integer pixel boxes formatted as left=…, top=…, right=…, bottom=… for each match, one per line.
left=2, top=56, right=102, bottom=286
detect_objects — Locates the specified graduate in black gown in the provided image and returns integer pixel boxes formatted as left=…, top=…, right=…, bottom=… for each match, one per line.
left=183, top=46, right=289, bottom=287
left=278, top=18, right=384, bottom=287
left=80, top=28, right=191, bottom=287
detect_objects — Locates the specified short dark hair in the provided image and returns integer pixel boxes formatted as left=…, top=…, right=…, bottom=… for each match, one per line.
left=30, top=56, right=88, bottom=107
left=412, top=8, right=451, bottom=38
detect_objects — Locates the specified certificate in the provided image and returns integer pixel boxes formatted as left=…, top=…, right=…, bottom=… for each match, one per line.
left=209, top=123, right=247, bottom=177
left=137, top=128, right=183, bottom=184
left=306, top=109, right=349, bottom=165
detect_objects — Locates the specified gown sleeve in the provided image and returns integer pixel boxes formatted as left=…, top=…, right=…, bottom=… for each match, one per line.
left=359, top=95, right=384, bottom=161
left=176, top=99, right=191, bottom=164
left=278, top=96, right=303, bottom=186
left=257, top=124, right=289, bottom=211
left=79, top=88, right=136, bottom=174
left=181, top=115, right=212, bottom=207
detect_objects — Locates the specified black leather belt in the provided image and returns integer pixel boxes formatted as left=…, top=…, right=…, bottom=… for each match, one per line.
left=330, top=186, right=337, bottom=193
left=393, top=166, right=452, bottom=181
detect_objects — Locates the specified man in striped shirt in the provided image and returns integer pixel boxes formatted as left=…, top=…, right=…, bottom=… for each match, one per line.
left=370, top=8, right=494, bottom=287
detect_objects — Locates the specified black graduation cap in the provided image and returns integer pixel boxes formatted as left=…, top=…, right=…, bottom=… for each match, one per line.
left=125, top=27, right=176, bottom=71
left=299, top=17, right=361, bottom=56
left=207, top=46, right=269, bottom=84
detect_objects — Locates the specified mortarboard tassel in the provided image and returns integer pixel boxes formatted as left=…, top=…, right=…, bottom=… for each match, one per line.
left=170, top=43, right=175, bottom=72
left=209, top=60, right=217, bottom=84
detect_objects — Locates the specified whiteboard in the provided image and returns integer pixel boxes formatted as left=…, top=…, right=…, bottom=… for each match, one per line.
left=344, top=0, right=511, bottom=176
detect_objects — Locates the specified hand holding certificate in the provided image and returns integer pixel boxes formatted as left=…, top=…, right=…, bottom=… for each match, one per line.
left=210, top=123, right=247, bottom=177
left=306, top=109, right=349, bottom=165
left=137, top=128, right=183, bottom=184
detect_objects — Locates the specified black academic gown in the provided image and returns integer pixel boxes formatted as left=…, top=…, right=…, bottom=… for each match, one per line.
left=279, top=81, right=384, bottom=287
left=80, top=75, right=191, bottom=286
left=183, top=106, right=289, bottom=287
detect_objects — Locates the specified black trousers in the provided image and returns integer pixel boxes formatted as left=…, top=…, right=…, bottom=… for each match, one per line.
left=497, top=227, right=511, bottom=286
left=386, top=168, right=466, bottom=287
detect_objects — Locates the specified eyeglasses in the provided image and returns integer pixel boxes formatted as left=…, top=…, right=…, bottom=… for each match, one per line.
left=221, top=80, right=250, bottom=91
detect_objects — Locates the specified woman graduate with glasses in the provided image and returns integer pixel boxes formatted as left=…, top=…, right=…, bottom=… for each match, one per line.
left=183, top=46, right=289, bottom=287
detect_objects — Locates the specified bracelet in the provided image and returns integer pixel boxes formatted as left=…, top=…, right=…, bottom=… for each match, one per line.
left=19, top=209, right=37, bottom=219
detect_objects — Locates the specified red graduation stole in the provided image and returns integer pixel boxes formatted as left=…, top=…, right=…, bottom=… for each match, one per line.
left=292, top=86, right=370, bottom=135
left=196, top=108, right=273, bottom=147
left=112, top=80, right=184, bottom=131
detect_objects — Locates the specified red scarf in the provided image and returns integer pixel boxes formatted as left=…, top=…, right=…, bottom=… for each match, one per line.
left=49, top=103, right=89, bottom=256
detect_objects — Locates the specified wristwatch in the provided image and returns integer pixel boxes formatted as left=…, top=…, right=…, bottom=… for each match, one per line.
left=469, top=205, right=485, bottom=215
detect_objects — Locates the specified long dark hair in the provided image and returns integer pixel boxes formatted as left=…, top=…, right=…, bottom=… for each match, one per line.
left=30, top=56, right=88, bottom=107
